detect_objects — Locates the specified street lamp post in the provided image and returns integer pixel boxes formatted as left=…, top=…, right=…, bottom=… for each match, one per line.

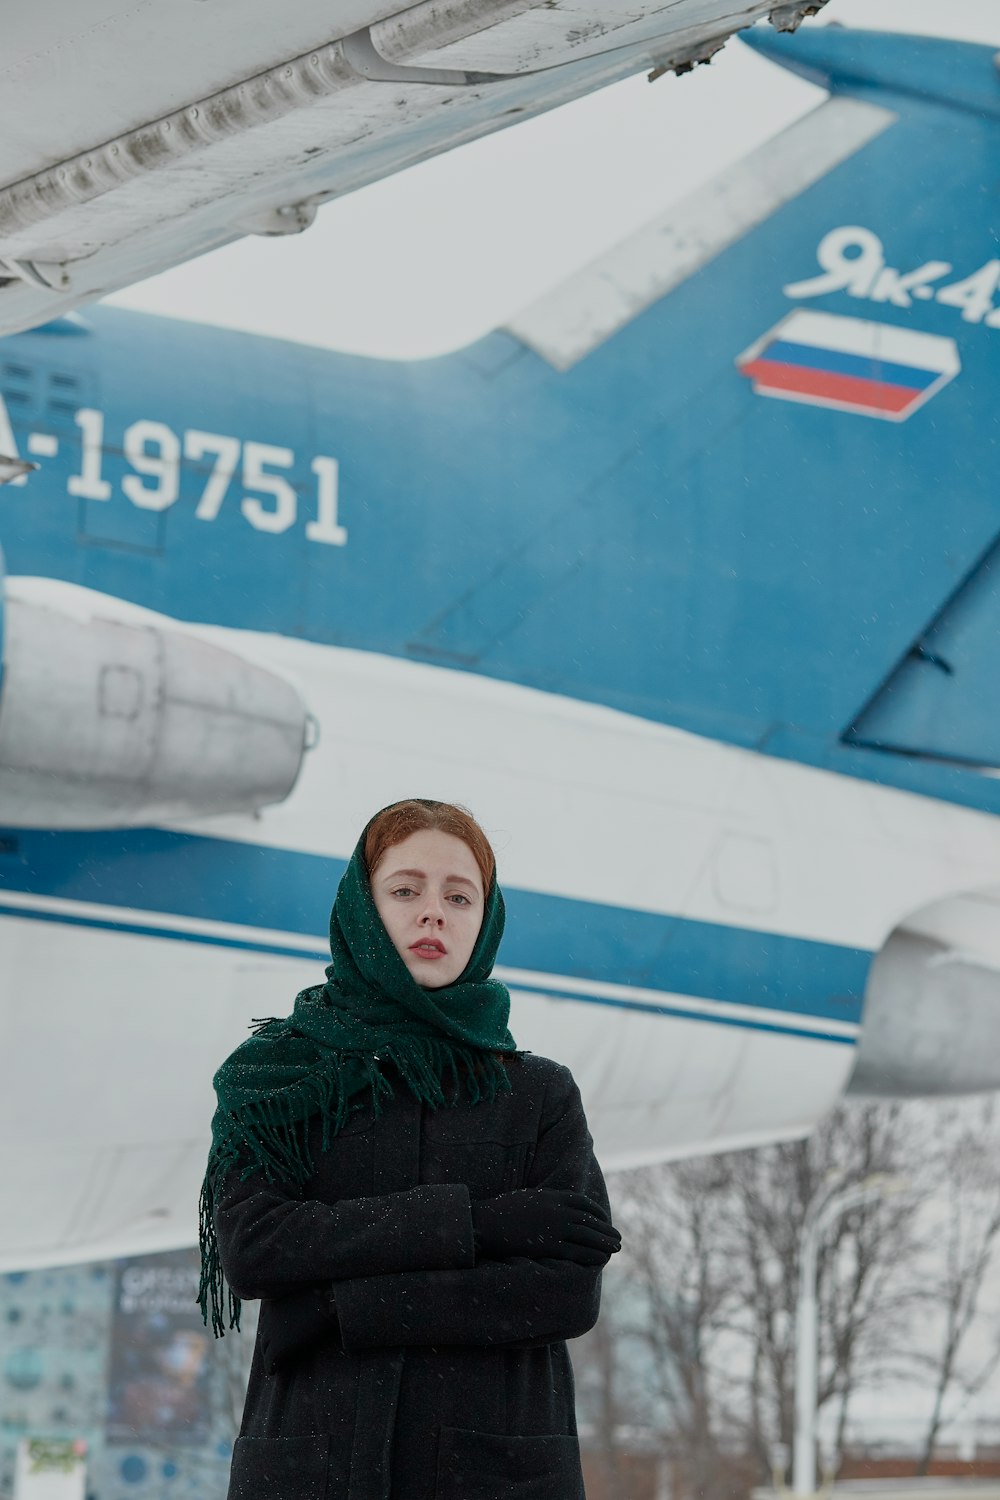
left=792, top=1175, right=906, bottom=1497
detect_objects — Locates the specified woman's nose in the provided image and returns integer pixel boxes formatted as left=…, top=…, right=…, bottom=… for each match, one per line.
left=418, top=897, right=445, bottom=925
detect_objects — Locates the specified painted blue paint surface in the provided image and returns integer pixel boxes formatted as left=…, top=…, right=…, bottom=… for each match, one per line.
left=0, top=829, right=868, bottom=1032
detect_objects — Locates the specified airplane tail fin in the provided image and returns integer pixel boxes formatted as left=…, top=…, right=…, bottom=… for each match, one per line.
left=505, top=26, right=998, bottom=373
left=494, top=27, right=1000, bottom=778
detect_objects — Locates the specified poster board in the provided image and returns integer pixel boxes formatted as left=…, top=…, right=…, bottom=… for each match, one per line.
left=106, top=1249, right=211, bottom=1447
left=13, top=1438, right=87, bottom=1500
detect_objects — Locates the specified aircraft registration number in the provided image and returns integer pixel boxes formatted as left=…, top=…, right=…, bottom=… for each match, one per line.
left=0, top=402, right=347, bottom=547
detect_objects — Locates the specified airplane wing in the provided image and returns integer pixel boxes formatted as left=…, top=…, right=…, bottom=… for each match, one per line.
left=0, top=0, right=825, bottom=338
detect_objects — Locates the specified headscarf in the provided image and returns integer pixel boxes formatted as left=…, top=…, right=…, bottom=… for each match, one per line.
left=198, top=807, right=517, bottom=1334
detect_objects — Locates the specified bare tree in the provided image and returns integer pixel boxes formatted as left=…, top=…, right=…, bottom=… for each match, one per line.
left=578, top=1155, right=758, bottom=1498
left=573, top=1281, right=634, bottom=1497
left=632, top=1158, right=743, bottom=1495
left=908, top=1101, right=1000, bottom=1471
left=583, top=1103, right=929, bottom=1499
left=722, top=1105, right=923, bottom=1469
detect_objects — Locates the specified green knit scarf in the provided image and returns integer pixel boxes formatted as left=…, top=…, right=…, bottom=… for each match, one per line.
left=197, top=811, right=518, bottom=1335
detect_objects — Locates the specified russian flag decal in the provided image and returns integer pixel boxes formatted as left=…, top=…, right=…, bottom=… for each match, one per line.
left=736, top=309, right=960, bottom=421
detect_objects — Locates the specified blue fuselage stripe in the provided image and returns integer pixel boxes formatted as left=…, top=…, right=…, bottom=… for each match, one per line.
left=0, top=827, right=871, bottom=1030
left=0, top=892, right=858, bottom=1045
left=496, top=978, right=856, bottom=1044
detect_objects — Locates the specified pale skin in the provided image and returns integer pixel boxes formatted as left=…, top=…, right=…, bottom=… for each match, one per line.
left=371, top=828, right=486, bottom=989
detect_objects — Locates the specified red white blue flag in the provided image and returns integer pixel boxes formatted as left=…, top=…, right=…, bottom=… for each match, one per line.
left=736, top=309, right=960, bottom=421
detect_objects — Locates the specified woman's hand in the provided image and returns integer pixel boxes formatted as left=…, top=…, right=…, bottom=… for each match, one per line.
left=471, top=1188, right=622, bottom=1266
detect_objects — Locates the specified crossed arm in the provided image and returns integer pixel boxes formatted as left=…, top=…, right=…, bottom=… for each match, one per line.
left=213, top=1066, right=611, bottom=1356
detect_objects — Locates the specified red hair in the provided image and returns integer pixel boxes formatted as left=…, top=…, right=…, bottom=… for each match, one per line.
left=364, top=800, right=496, bottom=894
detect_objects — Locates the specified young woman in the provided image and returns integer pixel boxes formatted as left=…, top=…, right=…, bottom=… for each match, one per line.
left=199, top=798, right=621, bottom=1500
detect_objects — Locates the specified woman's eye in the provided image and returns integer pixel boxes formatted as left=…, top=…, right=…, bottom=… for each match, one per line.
left=392, top=886, right=415, bottom=898
left=449, top=893, right=471, bottom=906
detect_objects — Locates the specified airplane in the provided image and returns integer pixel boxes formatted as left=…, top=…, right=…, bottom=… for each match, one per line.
left=3, top=23, right=1000, bottom=1274
left=0, top=0, right=827, bottom=340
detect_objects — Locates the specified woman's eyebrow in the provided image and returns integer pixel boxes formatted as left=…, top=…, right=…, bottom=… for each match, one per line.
left=384, top=867, right=478, bottom=890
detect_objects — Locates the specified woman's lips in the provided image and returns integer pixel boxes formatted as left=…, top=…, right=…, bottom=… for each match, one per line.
left=410, top=940, right=446, bottom=959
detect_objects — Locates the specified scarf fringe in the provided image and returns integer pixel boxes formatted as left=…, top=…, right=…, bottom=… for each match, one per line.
left=198, top=1041, right=514, bottom=1337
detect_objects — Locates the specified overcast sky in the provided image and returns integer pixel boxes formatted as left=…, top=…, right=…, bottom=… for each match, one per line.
left=107, top=1, right=1000, bottom=359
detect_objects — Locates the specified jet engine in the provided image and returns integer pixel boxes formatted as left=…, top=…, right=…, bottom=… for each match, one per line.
left=0, top=572, right=311, bottom=828
left=848, top=888, right=1000, bottom=1098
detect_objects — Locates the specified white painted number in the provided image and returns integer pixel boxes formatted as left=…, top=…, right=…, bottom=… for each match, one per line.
left=122, top=420, right=181, bottom=511
left=306, top=455, right=347, bottom=546
left=68, top=408, right=111, bottom=500
left=936, top=260, right=1000, bottom=324
left=184, top=429, right=241, bottom=520
left=241, top=442, right=296, bottom=534
left=57, top=412, right=347, bottom=547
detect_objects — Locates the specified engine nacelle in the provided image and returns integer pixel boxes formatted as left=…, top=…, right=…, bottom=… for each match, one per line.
left=848, top=888, right=1000, bottom=1098
left=0, top=575, right=311, bottom=828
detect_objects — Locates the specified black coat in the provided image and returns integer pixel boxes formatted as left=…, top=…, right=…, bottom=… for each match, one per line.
left=214, top=1051, right=610, bottom=1500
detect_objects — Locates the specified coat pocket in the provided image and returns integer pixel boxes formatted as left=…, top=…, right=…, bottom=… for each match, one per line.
left=434, top=1426, right=585, bottom=1500
left=228, top=1434, right=330, bottom=1500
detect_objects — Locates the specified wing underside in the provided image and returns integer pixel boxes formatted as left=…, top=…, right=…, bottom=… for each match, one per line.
left=0, top=0, right=824, bottom=336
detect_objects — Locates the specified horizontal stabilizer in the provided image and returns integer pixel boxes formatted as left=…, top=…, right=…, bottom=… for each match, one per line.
left=742, top=25, right=1000, bottom=119
left=845, top=538, right=1000, bottom=771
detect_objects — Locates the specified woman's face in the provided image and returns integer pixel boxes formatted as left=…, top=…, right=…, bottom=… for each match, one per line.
left=371, top=828, right=485, bottom=989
